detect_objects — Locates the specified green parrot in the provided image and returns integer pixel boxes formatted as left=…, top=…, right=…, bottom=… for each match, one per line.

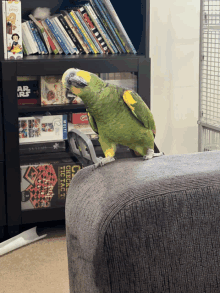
left=62, top=68, right=163, bottom=168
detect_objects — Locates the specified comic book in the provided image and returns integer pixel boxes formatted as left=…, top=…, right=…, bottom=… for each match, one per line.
left=5, top=0, right=23, bottom=60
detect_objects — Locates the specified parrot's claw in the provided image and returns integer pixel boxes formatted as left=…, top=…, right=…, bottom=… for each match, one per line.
left=143, top=149, right=164, bottom=160
left=94, top=157, right=115, bottom=169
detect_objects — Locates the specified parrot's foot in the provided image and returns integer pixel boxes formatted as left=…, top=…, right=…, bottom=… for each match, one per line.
left=94, top=156, right=115, bottom=169
left=143, top=150, right=164, bottom=160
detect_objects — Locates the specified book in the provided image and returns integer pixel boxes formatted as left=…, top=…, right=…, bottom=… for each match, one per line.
left=69, top=10, right=97, bottom=53
left=84, top=3, right=116, bottom=53
left=22, top=22, right=38, bottom=54
left=19, top=140, right=66, bottom=155
left=53, top=15, right=79, bottom=54
left=44, top=18, right=69, bottom=55
left=50, top=18, right=71, bottom=54
left=41, top=20, right=62, bottom=54
left=26, top=20, right=41, bottom=54
left=41, top=76, right=83, bottom=105
left=2, top=1, right=7, bottom=59
left=18, top=115, right=68, bottom=144
left=68, top=122, right=98, bottom=140
left=91, top=0, right=126, bottom=53
left=70, top=112, right=89, bottom=125
left=101, top=0, right=137, bottom=54
left=28, top=14, right=52, bottom=54
left=5, top=0, right=23, bottom=60
left=78, top=6, right=110, bottom=54
left=61, top=11, right=90, bottom=54
left=17, top=77, right=40, bottom=105
left=57, top=14, right=84, bottom=54
left=21, top=160, right=82, bottom=210
left=75, top=10, right=102, bottom=54
left=30, top=21, right=48, bottom=54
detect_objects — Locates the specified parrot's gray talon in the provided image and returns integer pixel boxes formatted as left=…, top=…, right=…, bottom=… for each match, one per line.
left=94, top=157, right=115, bottom=168
left=143, top=148, right=154, bottom=160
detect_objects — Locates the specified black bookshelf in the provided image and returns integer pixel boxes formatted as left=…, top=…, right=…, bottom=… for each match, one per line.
left=0, top=0, right=151, bottom=240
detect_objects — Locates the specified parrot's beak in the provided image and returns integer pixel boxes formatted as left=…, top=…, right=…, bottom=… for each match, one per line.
left=63, top=68, right=88, bottom=90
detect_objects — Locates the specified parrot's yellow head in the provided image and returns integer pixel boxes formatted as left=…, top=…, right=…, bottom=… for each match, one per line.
left=62, top=68, right=107, bottom=103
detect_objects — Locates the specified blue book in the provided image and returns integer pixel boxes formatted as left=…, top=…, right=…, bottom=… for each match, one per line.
left=75, top=11, right=102, bottom=54
left=52, top=17, right=73, bottom=54
left=26, top=21, right=40, bottom=54
left=44, top=18, right=69, bottom=55
left=84, top=3, right=118, bottom=54
left=31, top=21, right=48, bottom=54
left=91, top=0, right=126, bottom=53
left=68, top=12, right=93, bottom=53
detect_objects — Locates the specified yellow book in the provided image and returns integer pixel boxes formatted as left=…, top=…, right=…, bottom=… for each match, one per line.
left=70, top=10, right=98, bottom=54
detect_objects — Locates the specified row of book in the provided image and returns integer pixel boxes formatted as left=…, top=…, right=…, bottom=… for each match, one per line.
left=17, top=72, right=137, bottom=105
left=2, top=0, right=137, bottom=59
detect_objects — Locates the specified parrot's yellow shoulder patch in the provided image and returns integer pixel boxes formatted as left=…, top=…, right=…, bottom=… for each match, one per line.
left=104, top=147, right=115, bottom=158
left=76, top=71, right=92, bottom=83
left=123, top=90, right=137, bottom=111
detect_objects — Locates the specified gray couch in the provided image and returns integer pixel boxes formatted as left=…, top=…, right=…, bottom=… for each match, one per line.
left=65, top=150, right=220, bottom=293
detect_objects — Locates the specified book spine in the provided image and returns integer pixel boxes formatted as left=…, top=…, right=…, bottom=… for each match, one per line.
left=21, top=25, right=33, bottom=54
left=85, top=3, right=116, bottom=54
left=26, top=21, right=41, bottom=54
left=45, top=18, right=69, bottom=55
left=79, top=6, right=109, bottom=54
left=28, top=21, right=44, bottom=54
left=28, top=14, right=52, bottom=54
left=58, top=14, right=84, bottom=54
left=39, top=20, right=57, bottom=54
left=91, top=0, right=125, bottom=53
left=102, top=0, right=137, bottom=54
left=22, top=40, right=28, bottom=55
left=53, top=17, right=74, bottom=54
left=33, top=22, right=49, bottom=54
left=2, top=1, right=8, bottom=59
left=51, top=18, right=71, bottom=54
left=69, top=10, right=96, bottom=53
left=54, top=16, right=79, bottom=54
left=76, top=9, right=104, bottom=54
left=41, top=20, right=62, bottom=54
left=22, top=22, right=37, bottom=54
left=63, top=14, right=89, bottom=54
left=5, top=1, right=23, bottom=59
left=75, top=10, right=101, bottom=54
left=19, top=141, right=66, bottom=155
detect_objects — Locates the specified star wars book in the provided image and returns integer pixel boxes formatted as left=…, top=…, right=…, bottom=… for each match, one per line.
left=17, top=77, right=40, bottom=105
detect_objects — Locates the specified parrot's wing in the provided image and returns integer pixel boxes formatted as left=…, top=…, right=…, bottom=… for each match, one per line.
left=122, top=90, right=156, bottom=135
left=87, top=111, right=99, bottom=134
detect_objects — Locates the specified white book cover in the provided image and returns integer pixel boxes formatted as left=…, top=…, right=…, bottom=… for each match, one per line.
left=22, top=22, right=38, bottom=54
left=18, top=115, right=68, bottom=144
left=2, top=1, right=8, bottom=59
left=5, top=0, right=23, bottom=60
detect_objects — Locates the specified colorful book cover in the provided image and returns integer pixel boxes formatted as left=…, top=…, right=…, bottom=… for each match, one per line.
left=26, top=20, right=40, bottom=54
left=18, top=115, right=68, bottom=144
left=57, top=14, right=84, bottom=54
left=28, top=14, right=52, bottom=54
left=31, top=21, right=48, bottom=54
left=5, top=0, right=23, bottom=60
left=53, top=16, right=78, bottom=54
left=41, top=20, right=62, bottom=54
left=17, top=78, right=40, bottom=105
left=21, top=161, right=82, bottom=210
left=44, top=18, right=69, bottom=55
left=62, top=12, right=90, bottom=53
left=79, top=6, right=110, bottom=54
left=84, top=3, right=116, bottom=54
left=41, top=76, right=83, bottom=105
left=90, top=0, right=125, bottom=53
left=101, top=0, right=137, bottom=54
left=69, top=10, right=97, bottom=53
left=75, top=10, right=102, bottom=54
left=50, top=18, right=70, bottom=54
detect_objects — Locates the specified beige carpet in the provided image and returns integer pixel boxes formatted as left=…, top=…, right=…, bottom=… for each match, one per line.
left=0, top=222, right=69, bottom=293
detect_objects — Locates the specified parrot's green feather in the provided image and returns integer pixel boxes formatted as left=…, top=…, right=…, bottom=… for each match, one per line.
left=62, top=69, right=157, bottom=158
left=87, top=111, right=98, bottom=134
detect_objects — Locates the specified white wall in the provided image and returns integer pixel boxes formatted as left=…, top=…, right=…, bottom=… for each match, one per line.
left=150, top=0, right=200, bottom=155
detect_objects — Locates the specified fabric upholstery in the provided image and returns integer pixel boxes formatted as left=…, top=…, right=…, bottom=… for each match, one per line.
left=65, top=151, right=220, bottom=292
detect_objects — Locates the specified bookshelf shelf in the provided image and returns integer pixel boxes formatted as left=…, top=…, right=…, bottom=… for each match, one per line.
left=0, top=0, right=151, bottom=240
left=18, top=103, right=86, bottom=114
